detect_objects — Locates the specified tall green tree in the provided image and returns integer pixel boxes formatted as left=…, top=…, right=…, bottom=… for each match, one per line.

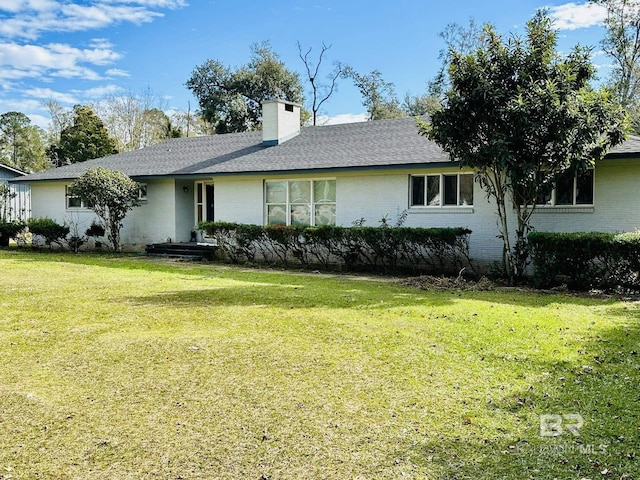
left=0, top=111, right=48, bottom=172
left=423, top=11, right=627, bottom=283
left=402, top=93, right=441, bottom=117
left=69, top=167, right=141, bottom=252
left=186, top=42, right=305, bottom=133
left=48, top=105, right=117, bottom=165
left=429, top=19, right=483, bottom=98
left=590, top=0, right=640, bottom=132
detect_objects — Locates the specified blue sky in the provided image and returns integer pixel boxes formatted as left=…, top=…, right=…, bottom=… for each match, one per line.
left=0, top=1, right=611, bottom=129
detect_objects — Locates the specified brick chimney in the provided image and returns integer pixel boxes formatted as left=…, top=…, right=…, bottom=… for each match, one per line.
left=262, top=99, right=301, bottom=146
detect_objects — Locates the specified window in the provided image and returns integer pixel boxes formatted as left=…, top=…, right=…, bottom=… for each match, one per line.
left=265, top=179, right=336, bottom=226
left=536, top=170, right=594, bottom=206
left=410, top=174, right=474, bottom=207
left=138, top=184, right=148, bottom=201
left=66, top=186, right=86, bottom=209
left=66, top=184, right=148, bottom=209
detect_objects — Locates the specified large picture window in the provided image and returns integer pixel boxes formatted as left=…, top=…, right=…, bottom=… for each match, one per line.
left=265, top=179, right=336, bottom=226
left=410, top=174, right=474, bottom=207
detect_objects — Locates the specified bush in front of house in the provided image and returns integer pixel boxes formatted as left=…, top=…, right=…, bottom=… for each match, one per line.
left=199, top=222, right=473, bottom=274
left=28, top=217, right=70, bottom=249
left=0, top=220, right=26, bottom=247
left=528, top=231, right=640, bottom=290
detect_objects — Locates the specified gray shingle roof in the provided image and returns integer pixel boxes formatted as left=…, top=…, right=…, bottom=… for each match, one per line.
left=607, top=135, right=640, bottom=156
left=15, top=118, right=640, bottom=183
left=15, top=117, right=449, bottom=182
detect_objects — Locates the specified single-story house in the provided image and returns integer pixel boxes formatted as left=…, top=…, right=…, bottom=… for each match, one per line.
left=1, top=163, right=30, bottom=221
left=13, top=99, right=640, bottom=266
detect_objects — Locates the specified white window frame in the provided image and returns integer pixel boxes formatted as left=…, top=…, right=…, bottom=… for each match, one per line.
left=65, top=186, right=87, bottom=210
left=194, top=181, right=215, bottom=224
left=66, top=184, right=148, bottom=210
left=409, top=173, right=474, bottom=208
left=535, top=170, right=594, bottom=207
left=137, top=184, right=148, bottom=202
left=264, top=179, right=336, bottom=226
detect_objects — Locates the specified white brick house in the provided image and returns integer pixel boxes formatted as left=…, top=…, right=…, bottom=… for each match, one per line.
left=13, top=99, right=640, bottom=265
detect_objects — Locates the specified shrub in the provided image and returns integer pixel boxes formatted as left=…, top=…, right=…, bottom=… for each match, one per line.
left=199, top=222, right=473, bottom=274
left=0, top=220, right=26, bottom=247
left=85, top=221, right=106, bottom=238
left=28, top=218, right=70, bottom=249
left=528, top=231, right=640, bottom=290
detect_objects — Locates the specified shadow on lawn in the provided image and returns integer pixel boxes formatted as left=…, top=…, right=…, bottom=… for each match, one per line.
left=123, top=284, right=460, bottom=310
left=402, top=310, right=640, bottom=479
left=10, top=250, right=635, bottom=310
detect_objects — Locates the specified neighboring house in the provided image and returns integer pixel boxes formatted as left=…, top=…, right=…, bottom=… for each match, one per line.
left=0, top=163, right=30, bottom=221
left=12, top=99, right=640, bottom=266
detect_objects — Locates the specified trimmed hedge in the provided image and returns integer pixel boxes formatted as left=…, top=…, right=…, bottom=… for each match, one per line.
left=199, top=222, right=473, bottom=274
left=528, top=231, right=640, bottom=290
left=28, top=217, right=70, bottom=249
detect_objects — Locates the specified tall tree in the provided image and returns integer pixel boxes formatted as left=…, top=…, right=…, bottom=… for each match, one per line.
left=429, top=19, right=483, bottom=98
left=402, top=93, right=442, bottom=117
left=342, top=68, right=405, bottom=120
left=44, top=99, right=73, bottom=146
left=92, top=89, right=181, bottom=151
left=186, top=42, right=305, bottom=133
left=48, top=105, right=118, bottom=165
left=0, top=111, right=48, bottom=172
left=298, top=42, right=343, bottom=125
left=423, top=11, right=627, bottom=283
left=590, top=0, right=640, bottom=131
left=170, top=107, right=213, bottom=137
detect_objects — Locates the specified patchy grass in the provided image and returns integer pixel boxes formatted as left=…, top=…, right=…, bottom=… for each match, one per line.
left=0, top=250, right=638, bottom=479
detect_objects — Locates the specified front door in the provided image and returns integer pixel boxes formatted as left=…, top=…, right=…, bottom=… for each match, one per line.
left=205, top=184, right=215, bottom=223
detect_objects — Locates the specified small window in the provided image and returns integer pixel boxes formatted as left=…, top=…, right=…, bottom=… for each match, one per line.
left=138, top=184, right=148, bottom=201
left=284, top=103, right=294, bottom=112
left=66, top=186, right=86, bottom=209
left=443, top=175, right=458, bottom=205
left=411, top=176, right=425, bottom=206
left=575, top=170, right=594, bottom=205
left=555, top=173, right=575, bottom=206
left=410, top=174, right=473, bottom=207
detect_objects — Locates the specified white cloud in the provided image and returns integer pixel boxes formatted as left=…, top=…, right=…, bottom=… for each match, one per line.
left=26, top=113, right=52, bottom=130
left=21, top=87, right=78, bottom=104
left=548, top=2, right=608, bottom=30
left=106, top=68, right=130, bottom=77
left=0, top=1, right=188, bottom=40
left=316, top=113, right=369, bottom=125
left=81, top=84, right=124, bottom=99
left=0, top=41, right=121, bottom=81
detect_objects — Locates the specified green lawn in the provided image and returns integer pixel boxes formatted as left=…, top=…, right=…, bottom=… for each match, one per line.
left=0, top=250, right=638, bottom=479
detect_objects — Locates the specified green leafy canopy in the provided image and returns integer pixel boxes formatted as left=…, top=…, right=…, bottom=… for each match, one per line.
left=422, top=10, right=628, bottom=282
left=69, top=167, right=141, bottom=251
